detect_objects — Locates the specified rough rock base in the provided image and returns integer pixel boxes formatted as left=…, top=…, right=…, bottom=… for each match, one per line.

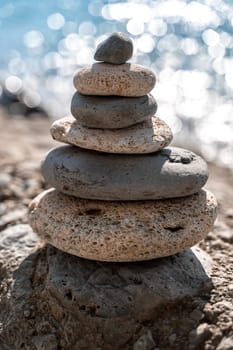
left=0, top=224, right=213, bottom=350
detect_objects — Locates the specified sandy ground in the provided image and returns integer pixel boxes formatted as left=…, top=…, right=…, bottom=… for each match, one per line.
left=0, top=110, right=232, bottom=349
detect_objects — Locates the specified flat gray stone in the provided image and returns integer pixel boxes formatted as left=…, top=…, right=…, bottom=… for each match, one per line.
left=71, top=92, right=157, bottom=129
left=50, top=116, right=173, bottom=154
left=73, top=63, right=156, bottom=97
left=29, top=188, right=217, bottom=261
left=94, top=32, right=133, bottom=64
left=41, top=146, right=209, bottom=201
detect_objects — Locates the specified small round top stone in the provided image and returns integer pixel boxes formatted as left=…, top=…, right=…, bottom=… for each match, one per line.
left=94, top=32, right=133, bottom=65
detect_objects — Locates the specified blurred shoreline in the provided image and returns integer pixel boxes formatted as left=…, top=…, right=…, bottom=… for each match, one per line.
left=0, top=0, right=233, bottom=168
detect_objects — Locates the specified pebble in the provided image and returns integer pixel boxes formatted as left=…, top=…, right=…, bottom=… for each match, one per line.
left=190, top=309, right=204, bottom=322
left=0, top=224, right=39, bottom=261
left=225, top=208, right=233, bottom=219
left=218, top=226, right=233, bottom=243
left=216, top=336, right=233, bottom=350
left=168, top=334, right=177, bottom=343
left=32, top=334, right=57, bottom=350
left=41, top=146, right=209, bottom=201
left=0, top=173, right=12, bottom=187
left=227, top=283, right=233, bottom=291
left=133, top=330, right=156, bottom=350
left=94, top=32, right=133, bottom=64
left=73, top=63, right=156, bottom=97
left=28, top=188, right=217, bottom=262
left=0, top=208, right=27, bottom=230
left=50, top=115, right=173, bottom=154
left=189, top=323, right=211, bottom=349
left=71, top=92, right=157, bottom=129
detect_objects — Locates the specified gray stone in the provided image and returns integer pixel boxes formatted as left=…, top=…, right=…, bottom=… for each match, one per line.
left=94, top=32, right=133, bottom=64
left=50, top=115, right=173, bottom=154
left=216, top=336, right=233, bottom=350
left=1, top=236, right=213, bottom=349
left=0, top=173, right=12, bottom=187
left=25, top=247, right=214, bottom=316
left=32, top=334, right=58, bottom=350
left=189, top=323, right=211, bottom=349
left=71, top=92, right=157, bottom=129
left=73, top=63, right=156, bottom=97
left=133, top=330, right=156, bottom=350
left=29, top=188, right=217, bottom=261
left=0, top=208, right=27, bottom=230
left=41, top=145, right=209, bottom=201
left=0, top=224, right=39, bottom=263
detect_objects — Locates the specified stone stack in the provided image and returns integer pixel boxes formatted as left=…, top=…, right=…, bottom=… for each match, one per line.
left=29, top=32, right=217, bottom=262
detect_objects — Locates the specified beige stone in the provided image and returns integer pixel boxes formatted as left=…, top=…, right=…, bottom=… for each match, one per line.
left=50, top=115, right=173, bottom=154
left=73, top=63, right=156, bottom=96
left=29, top=188, right=217, bottom=262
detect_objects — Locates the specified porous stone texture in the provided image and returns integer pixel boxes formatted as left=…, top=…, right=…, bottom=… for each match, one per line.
left=71, top=92, right=157, bottom=129
left=41, top=146, right=209, bottom=201
left=28, top=188, right=217, bottom=261
left=50, top=115, right=173, bottom=154
left=73, top=63, right=156, bottom=96
left=94, top=32, right=133, bottom=64
left=0, top=112, right=232, bottom=350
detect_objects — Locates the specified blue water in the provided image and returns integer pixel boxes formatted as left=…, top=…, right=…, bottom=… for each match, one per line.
left=1, top=0, right=233, bottom=168
left=0, top=1, right=86, bottom=63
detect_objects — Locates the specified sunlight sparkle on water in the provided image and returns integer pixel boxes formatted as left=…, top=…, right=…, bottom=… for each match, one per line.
left=23, top=31, right=44, bottom=49
left=78, top=22, right=97, bottom=36
left=127, top=20, right=144, bottom=36
left=181, top=38, right=199, bottom=55
left=5, top=76, right=22, bottom=94
left=1, top=0, right=233, bottom=168
left=88, top=1, right=104, bottom=17
left=136, top=34, right=155, bottom=53
left=148, top=19, right=167, bottom=37
left=47, top=13, right=65, bottom=30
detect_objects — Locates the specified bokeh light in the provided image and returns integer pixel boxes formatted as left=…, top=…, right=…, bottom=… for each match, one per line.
left=0, top=0, right=232, bottom=169
left=23, top=31, right=44, bottom=49
left=5, top=76, right=22, bottom=93
left=47, top=13, right=65, bottom=30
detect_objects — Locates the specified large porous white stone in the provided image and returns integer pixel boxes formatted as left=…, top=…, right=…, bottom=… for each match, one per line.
left=73, top=63, right=156, bottom=96
left=71, top=92, right=157, bottom=129
left=41, top=146, right=209, bottom=201
left=28, top=188, right=217, bottom=261
left=50, top=116, right=173, bottom=154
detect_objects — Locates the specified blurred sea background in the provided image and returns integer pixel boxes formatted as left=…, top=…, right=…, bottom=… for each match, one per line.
left=0, top=0, right=233, bottom=169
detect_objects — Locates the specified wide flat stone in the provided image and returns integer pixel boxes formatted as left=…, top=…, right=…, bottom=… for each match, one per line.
left=41, top=146, right=209, bottom=201
left=50, top=116, right=173, bottom=154
left=28, top=188, right=217, bottom=261
left=94, top=32, right=133, bottom=64
left=71, top=92, right=157, bottom=129
left=73, top=63, right=156, bottom=96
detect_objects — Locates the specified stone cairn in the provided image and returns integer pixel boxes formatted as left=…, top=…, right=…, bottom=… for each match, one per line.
left=29, top=32, right=217, bottom=263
